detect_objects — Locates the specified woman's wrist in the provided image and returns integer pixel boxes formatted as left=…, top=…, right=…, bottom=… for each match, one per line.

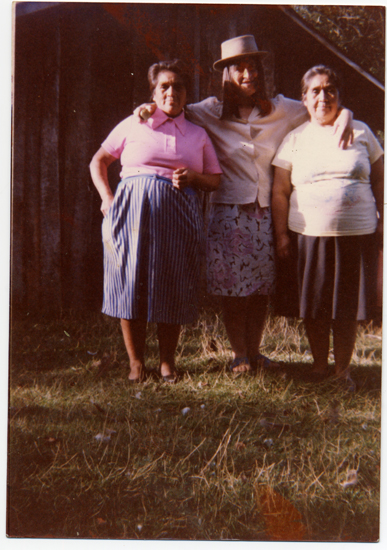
left=100, top=190, right=114, bottom=203
left=275, top=229, right=289, bottom=240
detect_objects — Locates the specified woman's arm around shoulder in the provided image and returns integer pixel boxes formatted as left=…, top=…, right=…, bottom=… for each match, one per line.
left=333, top=107, right=354, bottom=149
left=89, top=147, right=117, bottom=216
left=272, top=166, right=292, bottom=259
left=133, top=103, right=157, bottom=121
left=133, top=97, right=220, bottom=125
left=185, top=97, right=221, bottom=124
left=277, top=95, right=308, bottom=127
left=280, top=94, right=354, bottom=149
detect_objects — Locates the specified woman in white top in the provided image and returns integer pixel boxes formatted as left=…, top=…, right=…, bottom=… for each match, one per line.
left=138, top=37, right=352, bottom=375
left=272, top=65, right=384, bottom=391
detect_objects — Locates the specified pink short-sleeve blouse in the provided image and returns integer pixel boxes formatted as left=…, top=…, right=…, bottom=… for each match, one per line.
left=101, top=108, right=222, bottom=181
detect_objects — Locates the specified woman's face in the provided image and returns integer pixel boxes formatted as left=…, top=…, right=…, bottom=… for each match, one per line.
left=229, top=58, right=259, bottom=97
left=303, top=74, right=340, bottom=126
left=152, top=70, right=187, bottom=117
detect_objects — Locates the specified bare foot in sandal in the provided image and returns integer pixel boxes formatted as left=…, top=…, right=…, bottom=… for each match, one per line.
left=229, top=357, right=252, bottom=374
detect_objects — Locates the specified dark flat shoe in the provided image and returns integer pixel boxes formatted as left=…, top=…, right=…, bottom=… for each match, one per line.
left=158, top=366, right=179, bottom=384
left=250, top=353, right=281, bottom=370
left=161, top=373, right=178, bottom=384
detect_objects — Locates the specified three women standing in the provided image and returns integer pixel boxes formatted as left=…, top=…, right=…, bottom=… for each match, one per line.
left=93, top=36, right=355, bottom=383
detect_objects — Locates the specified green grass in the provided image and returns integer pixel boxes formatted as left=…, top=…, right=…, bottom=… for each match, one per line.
left=8, top=308, right=382, bottom=540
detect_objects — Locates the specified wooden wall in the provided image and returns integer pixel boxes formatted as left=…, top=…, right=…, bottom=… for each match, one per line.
left=12, top=3, right=384, bottom=314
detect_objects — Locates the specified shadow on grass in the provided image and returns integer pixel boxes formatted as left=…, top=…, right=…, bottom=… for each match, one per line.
left=276, top=362, right=381, bottom=393
left=195, top=359, right=382, bottom=396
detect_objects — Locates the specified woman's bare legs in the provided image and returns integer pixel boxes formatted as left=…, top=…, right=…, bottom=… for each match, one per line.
left=246, top=294, right=269, bottom=359
left=157, top=323, right=181, bottom=378
left=304, top=318, right=331, bottom=374
left=222, top=296, right=248, bottom=367
left=304, top=317, right=357, bottom=389
left=332, top=319, right=358, bottom=379
left=222, top=295, right=269, bottom=372
left=121, top=320, right=181, bottom=381
left=121, top=318, right=147, bottom=381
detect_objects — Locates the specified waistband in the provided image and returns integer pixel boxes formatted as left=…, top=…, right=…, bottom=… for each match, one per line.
left=120, top=174, right=197, bottom=196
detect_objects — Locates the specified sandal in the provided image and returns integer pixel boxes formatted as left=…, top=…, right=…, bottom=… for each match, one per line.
left=250, top=353, right=281, bottom=371
left=158, top=366, right=179, bottom=384
left=229, top=357, right=251, bottom=374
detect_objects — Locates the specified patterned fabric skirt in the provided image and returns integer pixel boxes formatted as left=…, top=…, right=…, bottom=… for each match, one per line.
left=102, top=175, right=204, bottom=324
left=206, top=202, right=275, bottom=297
left=275, top=232, right=378, bottom=320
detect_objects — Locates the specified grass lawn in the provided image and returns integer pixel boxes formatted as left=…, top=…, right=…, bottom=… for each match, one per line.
left=7, top=308, right=382, bottom=541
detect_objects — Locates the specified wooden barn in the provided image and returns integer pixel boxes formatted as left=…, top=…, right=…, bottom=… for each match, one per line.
left=12, top=2, right=385, bottom=314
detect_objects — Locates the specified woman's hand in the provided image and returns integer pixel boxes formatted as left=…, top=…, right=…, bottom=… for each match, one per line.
left=272, top=166, right=292, bottom=258
left=89, top=146, right=117, bottom=215
left=172, top=168, right=220, bottom=192
left=276, top=233, right=291, bottom=260
left=101, top=194, right=114, bottom=217
left=133, top=103, right=157, bottom=122
left=334, top=108, right=354, bottom=149
left=172, top=168, right=193, bottom=190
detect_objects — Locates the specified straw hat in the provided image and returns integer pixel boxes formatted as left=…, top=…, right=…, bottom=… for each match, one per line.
left=213, top=35, right=268, bottom=72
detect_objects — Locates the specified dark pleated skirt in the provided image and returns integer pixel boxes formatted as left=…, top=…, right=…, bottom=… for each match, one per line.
left=102, top=175, right=204, bottom=324
left=275, top=232, right=378, bottom=321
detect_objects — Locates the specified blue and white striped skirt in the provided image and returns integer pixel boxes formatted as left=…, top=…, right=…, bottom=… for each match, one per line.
left=101, top=175, right=204, bottom=324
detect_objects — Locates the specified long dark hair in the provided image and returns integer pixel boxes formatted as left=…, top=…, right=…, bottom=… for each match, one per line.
left=220, top=57, right=272, bottom=120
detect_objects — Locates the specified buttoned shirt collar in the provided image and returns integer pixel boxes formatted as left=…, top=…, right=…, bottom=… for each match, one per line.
left=148, top=107, right=187, bottom=135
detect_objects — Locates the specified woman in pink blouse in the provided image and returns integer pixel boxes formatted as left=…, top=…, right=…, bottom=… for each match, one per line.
left=89, top=60, right=221, bottom=383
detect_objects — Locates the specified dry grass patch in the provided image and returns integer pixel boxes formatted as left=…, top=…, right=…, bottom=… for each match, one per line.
left=8, top=308, right=381, bottom=540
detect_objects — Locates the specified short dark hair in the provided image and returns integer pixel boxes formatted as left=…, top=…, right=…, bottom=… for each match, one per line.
left=147, top=59, right=191, bottom=99
left=301, top=65, right=343, bottom=99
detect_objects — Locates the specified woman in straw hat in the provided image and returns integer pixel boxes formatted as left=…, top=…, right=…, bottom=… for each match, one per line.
left=138, top=35, right=352, bottom=375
